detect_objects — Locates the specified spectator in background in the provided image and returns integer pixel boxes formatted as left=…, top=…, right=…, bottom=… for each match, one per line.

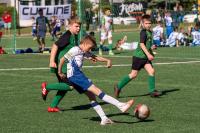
left=164, top=12, right=173, bottom=39
left=2, top=11, right=12, bottom=36
left=85, top=8, right=93, bottom=31
left=153, top=21, right=164, bottom=47
left=31, top=17, right=37, bottom=40
left=191, top=23, right=200, bottom=46
left=166, top=27, right=179, bottom=47
left=36, top=9, right=51, bottom=52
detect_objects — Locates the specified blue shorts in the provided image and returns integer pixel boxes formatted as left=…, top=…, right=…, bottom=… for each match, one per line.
left=153, top=40, right=161, bottom=46
left=68, top=71, right=93, bottom=94
left=166, top=26, right=173, bottom=38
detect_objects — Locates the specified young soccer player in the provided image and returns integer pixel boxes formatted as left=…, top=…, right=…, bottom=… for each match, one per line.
left=41, top=17, right=81, bottom=112
left=152, top=21, right=164, bottom=47
left=31, top=17, right=37, bottom=40
left=99, top=8, right=114, bottom=56
left=53, top=35, right=134, bottom=125
left=115, top=36, right=138, bottom=51
left=164, top=12, right=173, bottom=39
left=191, top=23, right=200, bottom=46
left=165, top=27, right=179, bottom=47
left=114, top=15, right=161, bottom=98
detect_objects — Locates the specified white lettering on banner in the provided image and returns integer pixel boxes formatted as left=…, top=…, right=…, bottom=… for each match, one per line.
left=19, top=4, right=71, bottom=20
left=119, top=3, right=143, bottom=16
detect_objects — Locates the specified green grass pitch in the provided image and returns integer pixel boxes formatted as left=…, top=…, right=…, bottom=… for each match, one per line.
left=0, top=32, right=200, bottom=133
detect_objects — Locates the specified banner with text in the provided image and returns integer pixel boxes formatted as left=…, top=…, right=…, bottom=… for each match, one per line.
left=19, top=4, right=71, bottom=20
left=19, top=4, right=71, bottom=27
left=113, top=2, right=147, bottom=17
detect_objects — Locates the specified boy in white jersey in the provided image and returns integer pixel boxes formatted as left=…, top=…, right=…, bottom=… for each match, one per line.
left=191, top=23, right=200, bottom=46
left=51, top=16, right=62, bottom=41
left=152, top=21, right=164, bottom=47
left=99, top=8, right=114, bottom=55
left=31, top=17, right=37, bottom=40
left=166, top=27, right=179, bottom=47
left=164, top=12, right=173, bottom=38
left=57, top=36, right=134, bottom=125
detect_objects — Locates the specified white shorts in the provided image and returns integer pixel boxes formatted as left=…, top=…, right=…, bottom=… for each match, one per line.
left=101, top=30, right=112, bottom=40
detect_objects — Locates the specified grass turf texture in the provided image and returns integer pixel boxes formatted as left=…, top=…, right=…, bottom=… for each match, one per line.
left=0, top=33, right=200, bottom=132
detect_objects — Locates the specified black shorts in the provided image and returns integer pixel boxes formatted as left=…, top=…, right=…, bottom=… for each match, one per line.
left=132, top=56, right=152, bottom=70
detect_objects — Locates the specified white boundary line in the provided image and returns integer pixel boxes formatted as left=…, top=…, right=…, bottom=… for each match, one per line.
left=0, top=60, right=200, bottom=71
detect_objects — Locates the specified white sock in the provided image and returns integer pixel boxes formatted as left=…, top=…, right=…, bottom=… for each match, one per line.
left=100, top=93, right=125, bottom=109
left=91, top=101, right=107, bottom=120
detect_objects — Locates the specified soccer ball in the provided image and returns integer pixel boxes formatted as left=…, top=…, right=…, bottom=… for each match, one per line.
left=134, top=104, right=150, bottom=120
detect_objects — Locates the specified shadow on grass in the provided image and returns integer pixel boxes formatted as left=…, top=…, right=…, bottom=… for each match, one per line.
left=83, top=112, right=154, bottom=124
left=62, top=102, right=108, bottom=111
left=119, top=88, right=180, bottom=98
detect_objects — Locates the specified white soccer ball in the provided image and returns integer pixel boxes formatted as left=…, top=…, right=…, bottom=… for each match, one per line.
left=134, top=104, right=150, bottom=120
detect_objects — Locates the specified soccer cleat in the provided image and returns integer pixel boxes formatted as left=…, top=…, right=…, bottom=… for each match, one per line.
left=41, top=82, right=48, bottom=101
left=120, top=99, right=134, bottom=113
left=109, top=50, right=114, bottom=55
left=100, top=118, right=114, bottom=125
left=47, top=107, right=60, bottom=112
left=150, top=90, right=162, bottom=98
left=114, top=85, right=121, bottom=98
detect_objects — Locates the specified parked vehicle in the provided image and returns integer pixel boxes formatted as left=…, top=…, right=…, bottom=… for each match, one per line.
left=113, top=16, right=137, bottom=25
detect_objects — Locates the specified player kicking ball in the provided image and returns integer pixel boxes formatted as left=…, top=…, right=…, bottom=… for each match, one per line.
left=41, top=35, right=134, bottom=125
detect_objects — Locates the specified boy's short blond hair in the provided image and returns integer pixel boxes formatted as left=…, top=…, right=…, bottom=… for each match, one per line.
left=80, top=35, right=97, bottom=48
left=68, top=17, right=82, bottom=25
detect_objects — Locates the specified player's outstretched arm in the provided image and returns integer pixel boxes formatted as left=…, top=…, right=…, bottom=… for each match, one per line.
left=95, top=56, right=112, bottom=68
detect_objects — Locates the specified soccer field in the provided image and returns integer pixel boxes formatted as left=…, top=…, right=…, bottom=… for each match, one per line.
left=0, top=45, right=200, bottom=132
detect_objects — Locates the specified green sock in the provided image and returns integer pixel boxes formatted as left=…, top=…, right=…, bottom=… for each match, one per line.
left=148, top=76, right=155, bottom=93
left=117, top=75, right=132, bottom=90
left=46, top=83, right=72, bottom=91
left=50, top=90, right=67, bottom=107
left=108, top=43, right=113, bottom=51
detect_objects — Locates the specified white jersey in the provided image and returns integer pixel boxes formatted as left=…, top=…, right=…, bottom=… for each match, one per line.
left=32, top=20, right=36, bottom=30
left=120, top=42, right=138, bottom=50
left=177, top=32, right=184, bottom=41
left=191, top=30, right=200, bottom=45
left=166, top=31, right=179, bottom=46
left=56, top=19, right=62, bottom=27
left=101, top=15, right=112, bottom=32
left=165, top=16, right=173, bottom=27
left=64, top=46, right=94, bottom=78
left=153, top=25, right=163, bottom=40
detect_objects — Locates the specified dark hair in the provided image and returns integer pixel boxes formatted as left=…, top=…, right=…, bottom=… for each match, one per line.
left=39, top=9, right=43, bottom=12
left=141, top=14, right=151, bottom=21
left=89, top=31, right=95, bottom=37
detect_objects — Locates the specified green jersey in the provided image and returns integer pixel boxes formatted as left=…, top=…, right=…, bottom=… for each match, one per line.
left=55, top=30, right=79, bottom=73
left=133, top=29, right=153, bottom=59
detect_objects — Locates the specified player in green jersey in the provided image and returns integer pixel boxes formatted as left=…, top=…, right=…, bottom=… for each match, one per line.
left=114, top=15, right=162, bottom=98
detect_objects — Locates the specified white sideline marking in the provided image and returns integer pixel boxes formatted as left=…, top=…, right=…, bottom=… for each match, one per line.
left=0, top=61, right=200, bottom=71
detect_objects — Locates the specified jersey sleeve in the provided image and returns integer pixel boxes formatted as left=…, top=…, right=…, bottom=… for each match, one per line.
left=84, top=52, right=96, bottom=59
left=55, top=32, right=70, bottom=48
left=140, top=30, right=147, bottom=44
left=64, top=47, right=80, bottom=61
